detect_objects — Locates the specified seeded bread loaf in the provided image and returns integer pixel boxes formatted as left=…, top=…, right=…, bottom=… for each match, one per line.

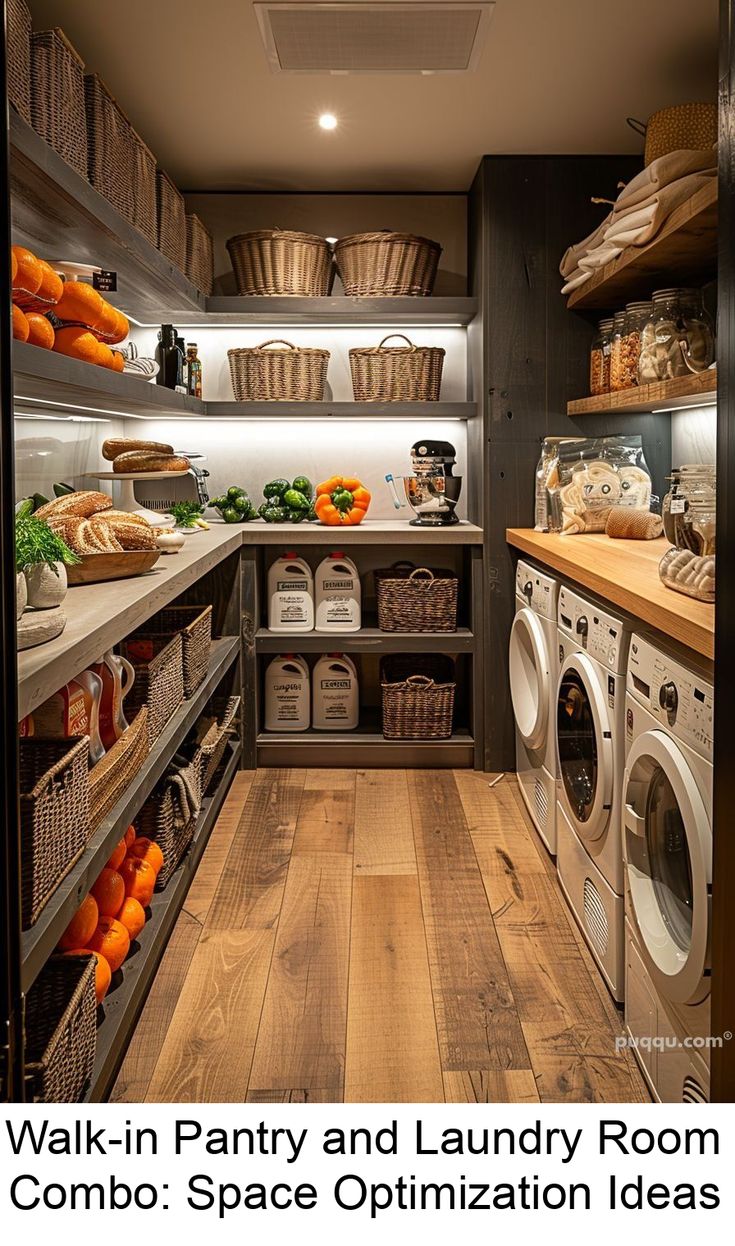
left=112, top=451, right=190, bottom=473
left=35, top=490, right=113, bottom=520
left=102, top=437, right=174, bottom=462
left=105, top=516, right=158, bottom=550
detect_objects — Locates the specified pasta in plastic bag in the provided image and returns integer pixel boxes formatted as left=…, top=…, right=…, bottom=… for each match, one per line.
left=547, top=435, right=652, bottom=535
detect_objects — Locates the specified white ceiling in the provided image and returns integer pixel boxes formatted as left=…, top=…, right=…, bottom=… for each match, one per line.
left=28, top=0, right=718, bottom=191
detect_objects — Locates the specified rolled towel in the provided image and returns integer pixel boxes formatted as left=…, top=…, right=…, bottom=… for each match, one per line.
left=578, top=243, right=623, bottom=271
left=615, top=147, right=716, bottom=213
left=606, top=507, right=663, bottom=540
left=561, top=268, right=593, bottom=294
left=559, top=212, right=612, bottom=278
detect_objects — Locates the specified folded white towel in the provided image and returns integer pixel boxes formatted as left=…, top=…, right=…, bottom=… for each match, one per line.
left=561, top=268, right=593, bottom=294
left=578, top=243, right=623, bottom=271
left=615, top=148, right=716, bottom=212
left=604, top=202, right=657, bottom=240
left=559, top=213, right=612, bottom=278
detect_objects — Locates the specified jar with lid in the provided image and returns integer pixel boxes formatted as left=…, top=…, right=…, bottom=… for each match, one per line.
left=609, top=310, right=627, bottom=391
left=589, top=317, right=614, bottom=395
left=639, top=288, right=715, bottom=383
left=617, top=301, right=652, bottom=390
left=659, top=464, right=716, bottom=602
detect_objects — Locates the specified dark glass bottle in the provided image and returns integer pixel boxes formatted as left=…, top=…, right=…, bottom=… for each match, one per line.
left=176, top=335, right=188, bottom=392
left=155, top=324, right=183, bottom=389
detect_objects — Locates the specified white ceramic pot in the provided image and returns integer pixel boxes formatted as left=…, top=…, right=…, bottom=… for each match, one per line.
left=24, top=561, right=68, bottom=609
left=16, top=571, right=27, bottom=619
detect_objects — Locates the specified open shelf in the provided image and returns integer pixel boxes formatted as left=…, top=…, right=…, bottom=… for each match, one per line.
left=567, top=179, right=718, bottom=310
left=257, top=722, right=473, bottom=768
left=568, top=368, right=717, bottom=415
left=199, top=296, right=478, bottom=326
left=203, top=400, right=477, bottom=421
left=255, top=626, right=474, bottom=653
left=84, top=740, right=241, bottom=1102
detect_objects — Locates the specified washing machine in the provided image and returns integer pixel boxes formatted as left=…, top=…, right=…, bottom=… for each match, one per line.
left=623, top=632, right=713, bottom=1102
left=509, top=559, right=560, bottom=854
left=555, top=584, right=632, bottom=1001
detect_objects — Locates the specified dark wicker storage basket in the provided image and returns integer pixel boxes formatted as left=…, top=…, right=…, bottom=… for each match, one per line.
left=381, top=654, right=456, bottom=740
left=129, top=128, right=157, bottom=247
left=186, top=213, right=214, bottom=295
left=26, top=954, right=97, bottom=1103
left=157, top=168, right=186, bottom=270
left=226, top=229, right=332, bottom=296
left=119, top=632, right=184, bottom=745
left=31, top=29, right=87, bottom=179
left=7, top=0, right=32, bottom=123
left=375, top=563, right=458, bottom=632
left=198, top=695, right=241, bottom=793
left=228, top=339, right=330, bottom=401
left=88, top=705, right=149, bottom=831
left=350, top=334, right=445, bottom=401
left=134, top=605, right=212, bottom=698
left=138, top=753, right=202, bottom=889
left=85, top=75, right=157, bottom=244
left=335, top=231, right=441, bottom=297
left=19, top=737, right=91, bottom=929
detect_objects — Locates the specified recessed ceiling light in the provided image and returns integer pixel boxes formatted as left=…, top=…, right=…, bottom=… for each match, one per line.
left=318, top=113, right=338, bottom=130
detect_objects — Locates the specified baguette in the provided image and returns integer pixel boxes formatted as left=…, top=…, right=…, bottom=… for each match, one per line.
left=112, top=451, right=190, bottom=473
left=35, top=490, right=113, bottom=520
left=102, top=437, right=174, bottom=462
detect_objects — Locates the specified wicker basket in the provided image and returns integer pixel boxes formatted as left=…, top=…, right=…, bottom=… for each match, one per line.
left=31, top=29, right=88, bottom=179
left=7, top=0, right=32, bottom=123
left=134, top=605, right=212, bottom=699
left=198, top=695, right=241, bottom=793
left=186, top=214, right=214, bottom=295
left=228, top=339, right=330, bottom=401
left=350, top=334, right=445, bottom=401
left=25, top=954, right=97, bottom=1103
left=88, top=706, right=149, bottom=831
left=137, top=751, right=203, bottom=889
left=157, top=168, right=187, bottom=270
left=375, top=563, right=458, bottom=632
left=129, top=128, right=158, bottom=247
left=19, top=737, right=91, bottom=929
left=119, top=633, right=184, bottom=744
left=335, top=231, right=441, bottom=297
left=629, top=104, right=717, bottom=166
left=381, top=653, right=456, bottom=740
left=85, top=75, right=157, bottom=244
left=226, top=229, right=332, bottom=296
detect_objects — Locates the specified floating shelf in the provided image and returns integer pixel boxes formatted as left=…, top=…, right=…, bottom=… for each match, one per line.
left=567, top=180, right=718, bottom=310
left=256, top=626, right=475, bottom=653
left=568, top=368, right=717, bottom=415
left=257, top=725, right=473, bottom=768
left=198, top=296, right=478, bottom=327
left=202, top=400, right=477, bottom=421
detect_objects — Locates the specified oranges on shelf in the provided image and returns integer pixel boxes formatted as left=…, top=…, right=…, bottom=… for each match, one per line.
left=118, top=896, right=146, bottom=942
left=120, top=856, right=157, bottom=908
left=127, top=836, right=165, bottom=877
left=89, top=916, right=130, bottom=974
left=107, top=836, right=127, bottom=871
left=10, top=246, right=130, bottom=363
left=57, top=893, right=99, bottom=952
left=25, top=311, right=55, bottom=349
left=91, top=867, right=126, bottom=918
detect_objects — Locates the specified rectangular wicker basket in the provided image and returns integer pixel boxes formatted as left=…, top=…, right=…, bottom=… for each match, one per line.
left=25, top=954, right=97, bottom=1103
left=19, top=736, right=91, bottom=929
left=380, top=654, right=456, bottom=740
left=135, top=604, right=212, bottom=698
left=375, top=563, right=458, bottom=632
left=7, top=0, right=32, bottom=124
left=85, top=74, right=157, bottom=244
left=350, top=334, right=445, bottom=401
left=31, top=28, right=88, bottom=179
left=186, top=214, right=214, bottom=295
left=88, top=705, right=149, bottom=831
left=138, top=751, right=203, bottom=889
left=228, top=339, right=330, bottom=401
left=335, top=231, right=441, bottom=297
left=157, top=168, right=187, bottom=270
left=119, top=632, right=184, bottom=745
left=226, top=229, right=332, bottom=296
left=198, top=695, right=241, bottom=793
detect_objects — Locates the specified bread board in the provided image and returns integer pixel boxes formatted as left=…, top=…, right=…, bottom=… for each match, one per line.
left=66, top=550, right=161, bottom=586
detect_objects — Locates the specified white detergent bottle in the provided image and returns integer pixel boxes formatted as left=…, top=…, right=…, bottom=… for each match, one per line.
left=267, top=552, right=314, bottom=632
left=312, top=653, right=359, bottom=730
left=315, top=551, right=361, bottom=632
left=264, top=655, right=311, bottom=731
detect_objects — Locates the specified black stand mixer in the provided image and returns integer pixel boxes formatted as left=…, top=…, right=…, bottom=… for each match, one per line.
left=385, top=438, right=462, bottom=526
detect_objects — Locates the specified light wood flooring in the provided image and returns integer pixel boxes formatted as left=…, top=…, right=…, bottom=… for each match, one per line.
left=111, top=768, right=649, bottom=1103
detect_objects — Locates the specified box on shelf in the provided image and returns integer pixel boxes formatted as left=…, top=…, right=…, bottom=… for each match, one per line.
left=31, top=28, right=88, bottom=179
left=85, top=74, right=156, bottom=245
left=186, top=213, right=214, bottom=295
left=157, top=168, right=187, bottom=270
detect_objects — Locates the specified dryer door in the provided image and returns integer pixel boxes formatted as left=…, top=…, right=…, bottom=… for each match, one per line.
left=623, top=729, right=711, bottom=1005
left=556, top=651, right=613, bottom=842
left=509, top=607, right=550, bottom=752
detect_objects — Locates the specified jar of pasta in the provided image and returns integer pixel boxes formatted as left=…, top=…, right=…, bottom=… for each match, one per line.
left=589, top=317, right=613, bottom=395
left=639, top=288, right=715, bottom=383
left=616, top=300, right=651, bottom=390
left=609, top=310, right=627, bottom=391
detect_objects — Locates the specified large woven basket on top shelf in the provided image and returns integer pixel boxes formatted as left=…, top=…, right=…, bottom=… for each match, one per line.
left=226, top=229, right=332, bottom=296
left=85, top=74, right=157, bottom=245
left=335, top=231, right=441, bottom=297
left=380, top=653, right=456, bottom=740
left=228, top=339, right=330, bottom=401
left=7, top=0, right=31, bottom=123
left=157, top=168, right=187, bottom=270
left=375, top=562, right=458, bottom=632
left=31, top=28, right=88, bottom=179
left=350, top=334, right=445, bottom=401
left=186, top=214, right=215, bottom=295
left=25, top=954, right=97, bottom=1103
left=629, top=103, right=717, bottom=166
left=19, top=736, right=91, bottom=929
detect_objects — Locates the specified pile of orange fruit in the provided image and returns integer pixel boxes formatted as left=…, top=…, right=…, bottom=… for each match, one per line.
left=57, top=824, right=164, bottom=1003
left=11, top=244, right=129, bottom=370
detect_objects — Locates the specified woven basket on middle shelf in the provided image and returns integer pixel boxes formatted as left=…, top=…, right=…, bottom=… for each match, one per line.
left=88, top=705, right=150, bottom=831
left=349, top=334, right=445, bottom=401
left=375, top=563, right=458, bottom=632
left=334, top=231, right=441, bottom=297
left=228, top=340, right=330, bottom=401
left=197, top=695, right=241, bottom=794
left=119, top=632, right=184, bottom=745
left=226, top=229, right=332, bottom=296
left=25, top=953, right=97, bottom=1103
left=31, top=28, right=88, bottom=179
left=157, top=168, right=187, bottom=270
left=186, top=213, right=214, bottom=295
left=380, top=653, right=456, bottom=740
left=132, top=605, right=212, bottom=699
left=137, top=751, right=203, bottom=889
left=7, top=0, right=32, bottom=124
left=19, top=736, right=91, bottom=929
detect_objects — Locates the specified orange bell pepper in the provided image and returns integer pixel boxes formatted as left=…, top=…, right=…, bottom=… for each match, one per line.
left=314, top=476, right=371, bottom=525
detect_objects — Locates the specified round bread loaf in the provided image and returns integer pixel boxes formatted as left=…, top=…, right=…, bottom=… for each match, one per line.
left=102, top=437, right=174, bottom=462
left=35, top=490, right=113, bottom=520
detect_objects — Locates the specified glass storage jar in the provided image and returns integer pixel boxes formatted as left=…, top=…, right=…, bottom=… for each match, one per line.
left=609, top=310, right=627, bottom=391
left=639, top=288, right=715, bottom=383
left=659, top=464, right=716, bottom=602
left=589, top=317, right=613, bottom=395
left=617, top=300, right=652, bottom=390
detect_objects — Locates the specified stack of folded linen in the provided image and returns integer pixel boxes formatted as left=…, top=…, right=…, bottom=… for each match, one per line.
left=560, top=147, right=717, bottom=295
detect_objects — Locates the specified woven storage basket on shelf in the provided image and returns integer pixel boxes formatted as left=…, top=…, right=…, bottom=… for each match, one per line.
left=7, top=0, right=32, bottom=123
left=31, top=29, right=87, bottom=178
left=629, top=103, right=717, bottom=166
left=198, top=695, right=241, bottom=793
left=226, top=229, right=332, bottom=296
left=88, top=706, right=149, bottom=831
left=85, top=74, right=135, bottom=223
left=129, top=127, right=157, bottom=246
left=119, top=633, right=184, bottom=745
left=186, top=213, right=214, bottom=295
left=228, top=339, right=330, bottom=401
left=138, top=751, right=203, bottom=889
left=25, top=954, right=97, bottom=1103
left=19, top=737, right=91, bottom=929
left=375, top=562, right=458, bottom=632
left=334, top=231, right=441, bottom=297
left=157, top=168, right=187, bottom=270
left=349, top=334, right=445, bottom=401
left=134, top=605, right=212, bottom=698
left=380, top=653, right=456, bottom=740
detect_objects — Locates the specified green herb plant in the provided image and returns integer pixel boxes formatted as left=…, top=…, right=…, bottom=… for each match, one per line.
left=15, top=501, right=80, bottom=574
left=171, top=501, right=205, bottom=528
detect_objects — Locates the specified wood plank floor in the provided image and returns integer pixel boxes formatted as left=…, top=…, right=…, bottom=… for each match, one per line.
left=111, top=769, right=649, bottom=1104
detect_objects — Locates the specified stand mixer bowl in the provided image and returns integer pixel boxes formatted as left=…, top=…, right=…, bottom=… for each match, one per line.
left=404, top=473, right=462, bottom=524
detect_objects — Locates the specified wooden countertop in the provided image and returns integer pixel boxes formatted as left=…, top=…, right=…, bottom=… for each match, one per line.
left=506, top=528, right=714, bottom=660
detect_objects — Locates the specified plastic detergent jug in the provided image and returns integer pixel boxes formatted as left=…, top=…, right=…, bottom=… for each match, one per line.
left=264, top=655, right=311, bottom=731
left=267, top=552, right=314, bottom=632
left=315, top=552, right=361, bottom=632
left=312, top=654, right=359, bottom=730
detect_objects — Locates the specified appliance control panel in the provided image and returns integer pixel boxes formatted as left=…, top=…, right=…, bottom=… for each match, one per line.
left=557, top=585, right=630, bottom=673
left=627, top=633, right=714, bottom=759
left=516, top=559, right=558, bottom=620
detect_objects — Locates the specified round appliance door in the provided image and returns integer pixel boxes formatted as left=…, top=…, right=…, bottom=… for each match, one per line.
left=556, top=651, right=613, bottom=842
left=509, top=607, right=550, bottom=752
left=623, top=729, right=711, bottom=1004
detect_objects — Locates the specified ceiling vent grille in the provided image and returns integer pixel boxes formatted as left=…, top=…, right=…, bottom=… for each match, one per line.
left=255, top=2, right=494, bottom=74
